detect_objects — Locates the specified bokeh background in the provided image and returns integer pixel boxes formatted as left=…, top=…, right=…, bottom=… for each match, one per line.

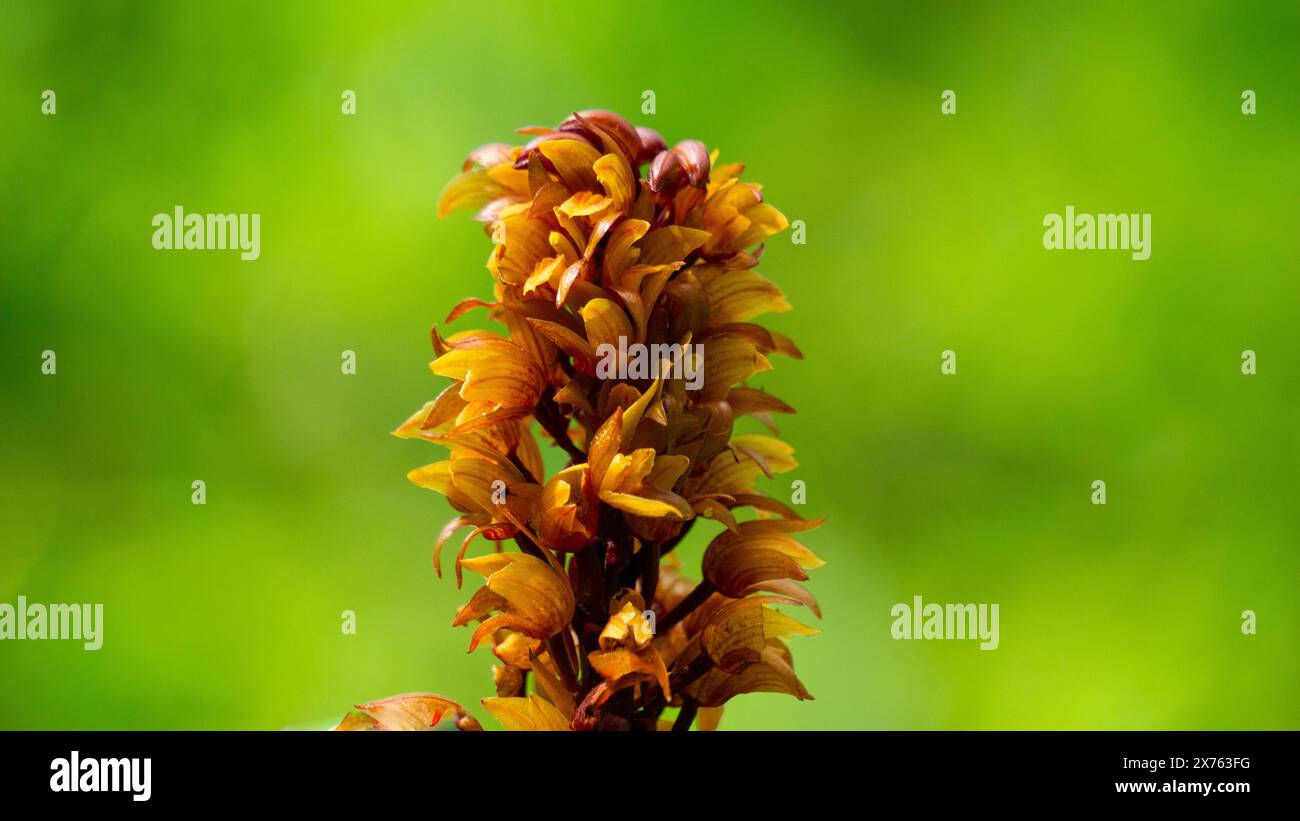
left=2, top=0, right=1297, bottom=730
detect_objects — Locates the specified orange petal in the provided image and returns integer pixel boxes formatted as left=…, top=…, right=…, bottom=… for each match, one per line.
left=432, top=336, right=545, bottom=409
left=459, top=553, right=575, bottom=650
left=537, top=139, right=601, bottom=192
left=697, top=335, right=772, bottom=402
left=637, top=225, right=710, bottom=266
left=702, top=597, right=818, bottom=673
left=448, top=456, right=527, bottom=514
left=438, top=168, right=508, bottom=219
left=556, top=190, right=612, bottom=217
left=598, top=602, right=656, bottom=650
left=594, top=152, right=636, bottom=212
left=589, top=646, right=671, bottom=700
left=603, top=219, right=650, bottom=279
left=599, top=487, right=693, bottom=519
left=525, top=317, right=597, bottom=376
left=580, top=297, right=634, bottom=353
left=335, top=693, right=473, bottom=731
left=691, top=497, right=740, bottom=532
left=408, top=461, right=479, bottom=513
left=702, top=518, right=825, bottom=598
left=530, top=653, right=576, bottom=717
left=487, top=214, right=553, bottom=286
left=434, top=514, right=477, bottom=579
left=601, top=449, right=655, bottom=495
left=482, top=694, right=572, bottom=731
left=685, top=640, right=812, bottom=708
left=588, top=408, right=624, bottom=492
left=692, top=435, right=797, bottom=496
left=696, top=265, right=791, bottom=325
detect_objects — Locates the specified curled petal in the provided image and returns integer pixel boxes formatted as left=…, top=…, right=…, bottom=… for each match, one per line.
left=407, top=460, right=479, bottom=514
left=603, top=219, right=650, bottom=278
left=523, top=256, right=566, bottom=294
left=492, top=630, right=539, bottom=670
left=599, top=602, right=655, bottom=650
left=537, top=466, right=593, bottom=552
left=635, top=126, right=667, bottom=164
left=458, top=553, right=576, bottom=652
left=601, top=449, right=655, bottom=495
left=433, top=514, right=478, bottom=579
left=447, top=456, right=526, bottom=514
left=589, top=646, right=671, bottom=700
left=695, top=265, right=791, bottom=325
left=593, top=153, right=636, bottom=212
left=732, top=202, right=789, bottom=250
left=637, top=225, right=711, bottom=266
left=438, top=168, right=509, bottom=219
left=391, top=385, right=467, bottom=439
left=598, top=448, right=694, bottom=520
left=647, top=453, right=690, bottom=490
left=335, top=693, right=478, bottom=731
left=525, top=317, right=597, bottom=376
left=702, top=598, right=817, bottom=672
left=463, top=142, right=514, bottom=171
left=487, top=214, right=553, bottom=286
left=746, top=577, right=822, bottom=619
left=701, top=517, right=825, bottom=598
left=452, top=585, right=507, bottom=627
left=728, top=492, right=805, bottom=520
left=557, top=190, right=613, bottom=218
left=431, top=334, right=546, bottom=409
left=691, top=496, right=739, bottom=532
left=648, top=149, right=684, bottom=193
left=704, top=322, right=803, bottom=360
left=696, top=335, right=773, bottom=402
left=514, top=130, right=595, bottom=171
left=560, top=110, right=643, bottom=169
left=587, top=408, right=624, bottom=492
left=444, top=297, right=497, bottom=324
left=581, top=297, right=634, bottom=353
left=692, top=435, right=798, bottom=496
left=601, top=488, right=692, bottom=519
left=673, top=140, right=711, bottom=187
left=726, top=386, right=795, bottom=415
left=685, top=639, right=812, bottom=708
left=537, top=138, right=602, bottom=192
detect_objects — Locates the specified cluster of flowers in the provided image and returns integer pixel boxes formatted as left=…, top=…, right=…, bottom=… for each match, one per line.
left=337, top=110, right=823, bottom=731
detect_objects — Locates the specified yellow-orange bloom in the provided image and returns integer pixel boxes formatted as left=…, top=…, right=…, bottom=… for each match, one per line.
left=338, top=109, right=822, bottom=732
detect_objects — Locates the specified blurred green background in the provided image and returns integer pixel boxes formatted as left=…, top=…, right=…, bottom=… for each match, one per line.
left=2, top=0, right=1297, bottom=730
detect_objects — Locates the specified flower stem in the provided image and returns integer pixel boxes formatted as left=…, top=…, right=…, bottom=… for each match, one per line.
left=535, top=386, right=586, bottom=463
left=659, top=517, right=696, bottom=556
left=640, top=540, right=661, bottom=606
left=672, top=702, right=698, bottom=732
left=547, top=634, right=580, bottom=695
left=657, top=580, right=714, bottom=633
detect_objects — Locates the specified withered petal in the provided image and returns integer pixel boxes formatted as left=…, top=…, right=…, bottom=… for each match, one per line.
left=335, top=693, right=475, bottom=731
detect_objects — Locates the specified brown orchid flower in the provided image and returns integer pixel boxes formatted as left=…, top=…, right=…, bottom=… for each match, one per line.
left=336, top=109, right=822, bottom=732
